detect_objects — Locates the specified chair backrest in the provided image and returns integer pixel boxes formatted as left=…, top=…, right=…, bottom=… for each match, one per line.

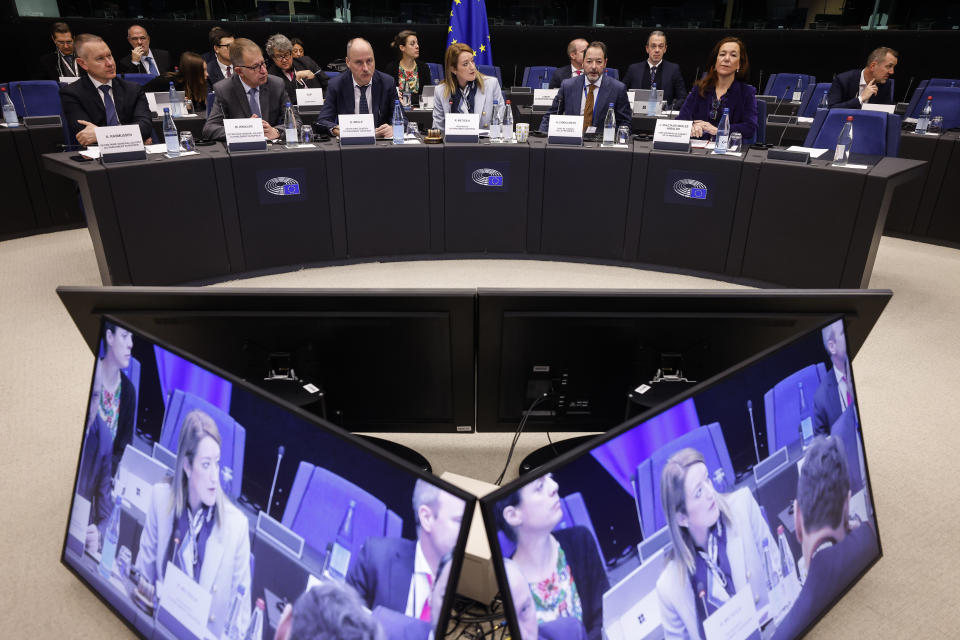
left=804, top=108, right=901, bottom=157
left=120, top=73, right=156, bottom=86
left=633, top=422, right=735, bottom=536
left=477, top=65, right=502, bottom=84
left=906, top=80, right=930, bottom=117
left=425, top=62, right=444, bottom=83
left=762, top=363, right=827, bottom=452
left=604, top=68, right=620, bottom=81
left=496, top=491, right=605, bottom=564
left=754, top=97, right=767, bottom=144
left=829, top=406, right=865, bottom=495
left=281, top=461, right=398, bottom=559
left=763, top=73, right=816, bottom=101
left=915, top=86, right=960, bottom=129
left=6, top=80, right=63, bottom=118
left=798, top=82, right=831, bottom=118
left=205, top=91, right=215, bottom=117
left=122, top=356, right=141, bottom=435
left=521, top=65, right=556, bottom=89
left=159, top=389, right=246, bottom=499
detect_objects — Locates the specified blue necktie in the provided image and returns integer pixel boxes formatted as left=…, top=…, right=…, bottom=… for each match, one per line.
left=143, top=55, right=158, bottom=75
left=99, top=85, right=120, bottom=126
left=248, top=88, right=261, bottom=117
left=358, top=84, right=369, bottom=114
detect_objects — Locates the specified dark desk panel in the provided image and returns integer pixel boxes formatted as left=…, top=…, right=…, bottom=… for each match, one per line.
left=0, top=127, right=38, bottom=236
left=23, top=123, right=84, bottom=228
left=885, top=132, right=939, bottom=235
left=539, top=141, right=634, bottom=260
left=763, top=120, right=811, bottom=147
left=922, top=133, right=960, bottom=245
left=634, top=146, right=744, bottom=274
left=341, top=141, right=431, bottom=257
left=443, top=141, right=530, bottom=252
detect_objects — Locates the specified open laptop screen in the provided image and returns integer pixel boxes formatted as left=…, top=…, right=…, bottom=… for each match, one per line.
left=62, top=315, right=474, bottom=640
left=482, top=316, right=880, bottom=640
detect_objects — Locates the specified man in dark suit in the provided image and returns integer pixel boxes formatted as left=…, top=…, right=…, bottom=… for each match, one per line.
left=812, top=319, right=854, bottom=435
left=117, top=25, right=170, bottom=75
left=539, top=41, right=633, bottom=134
left=38, top=22, right=85, bottom=81
left=202, top=38, right=299, bottom=142
left=202, top=26, right=235, bottom=91
left=771, top=436, right=879, bottom=640
left=59, top=35, right=153, bottom=145
left=548, top=38, right=588, bottom=89
left=315, top=38, right=401, bottom=137
left=827, top=46, right=897, bottom=110
left=346, top=480, right=465, bottom=618
left=622, top=30, right=687, bottom=105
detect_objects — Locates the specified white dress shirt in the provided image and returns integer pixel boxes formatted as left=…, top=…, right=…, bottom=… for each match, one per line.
left=216, top=57, right=232, bottom=79
left=353, top=76, right=371, bottom=115
left=858, top=70, right=868, bottom=104
left=404, top=541, right=435, bottom=620
left=579, top=74, right=604, bottom=115
left=89, top=77, right=115, bottom=107
left=834, top=363, right=853, bottom=412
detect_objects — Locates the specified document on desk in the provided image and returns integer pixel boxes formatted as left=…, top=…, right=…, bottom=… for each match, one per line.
left=691, top=139, right=710, bottom=148
left=786, top=146, right=829, bottom=158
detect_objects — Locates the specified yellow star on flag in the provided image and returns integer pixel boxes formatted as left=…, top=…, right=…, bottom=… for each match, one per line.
left=451, top=39, right=457, bottom=44
left=454, top=0, right=461, bottom=4
left=448, top=26, right=452, bottom=32
left=480, top=44, right=486, bottom=52
left=450, top=10, right=453, bottom=16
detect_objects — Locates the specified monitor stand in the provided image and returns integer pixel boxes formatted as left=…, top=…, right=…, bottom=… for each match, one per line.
left=519, top=436, right=597, bottom=475
left=360, top=436, right=432, bottom=474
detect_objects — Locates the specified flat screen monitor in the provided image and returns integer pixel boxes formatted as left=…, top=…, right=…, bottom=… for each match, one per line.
left=481, top=316, right=881, bottom=640
left=56, top=286, right=476, bottom=434
left=61, top=315, right=475, bottom=640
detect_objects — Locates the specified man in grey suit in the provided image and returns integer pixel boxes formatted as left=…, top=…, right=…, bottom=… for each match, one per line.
left=203, top=38, right=299, bottom=142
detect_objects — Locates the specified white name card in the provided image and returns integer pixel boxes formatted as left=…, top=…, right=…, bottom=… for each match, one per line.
left=296, top=88, right=324, bottom=106
left=60, top=76, right=81, bottom=85
left=157, top=563, right=213, bottom=640
left=95, top=124, right=146, bottom=162
left=547, top=115, right=584, bottom=145
left=862, top=103, right=895, bottom=114
left=339, top=113, right=376, bottom=145
left=653, top=119, right=693, bottom=151
left=420, top=96, right=434, bottom=110
left=533, top=88, right=559, bottom=107
left=67, top=494, right=92, bottom=555
left=702, top=585, right=761, bottom=640
left=224, top=117, right=267, bottom=151
left=445, top=113, right=480, bottom=143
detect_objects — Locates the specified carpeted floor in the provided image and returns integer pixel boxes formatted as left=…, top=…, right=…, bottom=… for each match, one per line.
left=1, top=228, right=957, bottom=638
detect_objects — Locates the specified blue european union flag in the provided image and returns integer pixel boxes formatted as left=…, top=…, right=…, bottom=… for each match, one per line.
left=447, top=0, right=493, bottom=66
left=488, top=176, right=503, bottom=186
left=691, top=188, right=707, bottom=199
left=284, top=184, right=300, bottom=195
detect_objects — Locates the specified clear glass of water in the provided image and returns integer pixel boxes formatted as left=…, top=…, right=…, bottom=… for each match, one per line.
left=729, top=132, right=743, bottom=152
left=616, top=125, right=630, bottom=145
left=929, top=116, right=944, bottom=135
left=300, top=124, right=313, bottom=143
left=178, top=131, right=195, bottom=152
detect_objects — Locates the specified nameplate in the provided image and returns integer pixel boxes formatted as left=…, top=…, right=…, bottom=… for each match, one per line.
left=445, top=113, right=480, bottom=143
left=862, top=103, right=895, bottom=114
left=224, top=118, right=267, bottom=152
left=767, top=148, right=810, bottom=163
left=702, top=585, right=761, bottom=640
left=95, top=124, right=146, bottom=163
left=24, top=115, right=62, bottom=127
left=533, top=88, right=559, bottom=107
left=60, top=76, right=81, bottom=85
left=547, top=115, right=583, bottom=145
left=653, top=119, right=692, bottom=152
left=339, top=113, right=376, bottom=145
left=296, top=88, right=324, bottom=106
left=156, top=563, right=212, bottom=640
left=67, top=494, right=91, bottom=556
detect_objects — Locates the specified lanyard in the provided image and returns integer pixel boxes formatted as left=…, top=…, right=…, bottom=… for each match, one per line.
left=58, top=51, right=78, bottom=77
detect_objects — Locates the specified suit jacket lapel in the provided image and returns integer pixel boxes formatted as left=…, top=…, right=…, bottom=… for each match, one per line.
left=198, top=523, right=226, bottom=590
left=231, top=76, right=252, bottom=118
left=570, top=75, right=586, bottom=116
left=81, top=77, right=107, bottom=124
left=371, top=75, right=383, bottom=123
left=389, top=542, right=415, bottom=611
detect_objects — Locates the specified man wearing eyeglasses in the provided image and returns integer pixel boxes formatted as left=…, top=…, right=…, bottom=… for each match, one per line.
left=203, top=38, right=299, bottom=142
left=117, top=25, right=170, bottom=76
left=39, top=22, right=86, bottom=81
left=203, top=26, right=235, bottom=91
left=622, top=31, right=688, bottom=107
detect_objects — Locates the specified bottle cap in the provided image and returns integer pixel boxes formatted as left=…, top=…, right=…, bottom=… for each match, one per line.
left=846, top=115, right=853, bottom=121
left=285, top=102, right=291, bottom=107
left=927, top=95, right=932, bottom=99
left=163, top=107, right=170, bottom=113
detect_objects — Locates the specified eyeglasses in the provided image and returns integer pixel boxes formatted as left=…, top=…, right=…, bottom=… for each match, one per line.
left=236, top=61, right=267, bottom=72
left=709, top=98, right=721, bottom=121
left=273, top=52, right=292, bottom=61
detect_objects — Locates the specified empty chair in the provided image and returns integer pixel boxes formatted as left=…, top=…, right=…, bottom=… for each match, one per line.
left=477, top=64, right=502, bottom=84
left=281, top=462, right=402, bottom=558
left=764, top=73, right=816, bottom=100
left=159, top=389, right=246, bottom=500
left=911, top=86, right=960, bottom=129
left=425, top=62, right=444, bottom=82
left=633, top=422, right=735, bottom=536
left=521, top=65, right=556, bottom=89
left=120, top=73, right=156, bottom=86
left=763, top=363, right=828, bottom=452
left=6, top=80, right=63, bottom=118
left=798, top=82, right=831, bottom=117
left=906, top=78, right=960, bottom=116
left=755, top=97, right=767, bottom=144
left=206, top=91, right=215, bottom=117
left=803, top=108, right=902, bottom=157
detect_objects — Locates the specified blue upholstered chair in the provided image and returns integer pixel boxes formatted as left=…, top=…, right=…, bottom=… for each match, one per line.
left=803, top=108, right=902, bottom=157
left=763, top=363, right=828, bottom=452
left=477, top=64, right=502, bottom=84
left=798, top=82, right=831, bottom=117
left=764, top=73, right=816, bottom=100
left=521, top=66, right=557, bottom=89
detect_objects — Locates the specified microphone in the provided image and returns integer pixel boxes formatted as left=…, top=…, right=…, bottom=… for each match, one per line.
left=747, top=400, right=761, bottom=465
left=696, top=583, right=708, bottom=620
left=266, top=445, right=285, bottom=518
left=901, top=76, right=915, bottom=104
left=757, top=69, right=764, bottom=95
left=692, top=66, right=700, bottom=88
left=17, top=84, right=30, bottom=119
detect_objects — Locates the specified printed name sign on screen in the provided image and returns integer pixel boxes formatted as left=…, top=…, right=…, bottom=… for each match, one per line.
left=547, top=115, right=584, bottom=145
left=296, top=88, right=324, bottom=106
left=654, top=119, right=693, bottom=152
left=94, top=124, right=146, bottom=163
left=533, top=88, right=559, bottom=107
left=445, top=113, right=480, bottom=143
left=224, top=118, right=267, bottom=152
left=339, top=113, right=376, bottom=145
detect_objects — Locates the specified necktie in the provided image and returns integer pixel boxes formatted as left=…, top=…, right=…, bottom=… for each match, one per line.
left=143, top=55, right=159, bottom=75
left=248, top=88, right=261, bottom=117
left=358, top=84, right=369, bottom=114
left=575, top=69, right=582, bottom=76
left=99, top=85, right=120, bottom=126
left=225, top=65, right=232, bottom=78
left=583, top=83, right=595, bottom=132
left=842, top=376, right=853, bottom=407
left=650, top=65, right=659, bottom=85
left=419, top=573, right=433, bottom=622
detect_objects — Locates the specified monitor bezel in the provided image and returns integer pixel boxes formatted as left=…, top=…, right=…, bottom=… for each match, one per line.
left=480, top=313, right=883, bottom=640
left=60, top=313, right=477, bottom=640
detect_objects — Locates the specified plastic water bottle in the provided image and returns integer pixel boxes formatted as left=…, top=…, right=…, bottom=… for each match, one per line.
left=162, top=107, right=179, bottom=156
left=323, top=499, right=356, bottom=581
left=818, top=91, right=829, bottom=110
left=916, top=96, right=933, bottom=135
left=167, top=81, right=181, bottom=116
left=489, top=99, right=501, bottom=142
left=715, top=107, right=730, bottom=153
left=283, top=102, right=298, bottom=146
left=762, top=538, right=779, bottom=588
left=220, top=584, right=247, bottom=640
left=502, top=100, right=514, bottom=141
left=392, top=99, right=404, bottom=144
left=648, top=82, right=658, bottom=116
left=833, top=115, right=853, bottom=166
left=792, top=76, right=803, bottom=102
left=242, top=598, right=264, bottom=640
left=98, top=496, right=122, bottom=578
left=1, top=87, right=18, bottom=127
left=602, top=103, right=616, bottom=145
left=777, top=525, right=801, bottom=598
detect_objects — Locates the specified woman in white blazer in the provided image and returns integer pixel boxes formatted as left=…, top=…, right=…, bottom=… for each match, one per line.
left=656, top=448, right=775, bottom=640
left=432, top=42, right=504, bottom=130
left=134, top=409, right=251, bottom=638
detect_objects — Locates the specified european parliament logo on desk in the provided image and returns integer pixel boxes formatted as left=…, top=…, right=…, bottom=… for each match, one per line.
left=472, top=168, right=504, bottom=187
left=673, top=178, right=708, bottom=199
left=257, top=168, right=308, bottom=204
left=265, top=176, right=301, bottom=196
left=664, top=170, right=714, bottom=207
left=465, top=162, right=510, bottom=192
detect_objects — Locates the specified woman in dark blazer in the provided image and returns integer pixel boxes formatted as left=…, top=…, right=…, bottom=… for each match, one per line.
left=265, top=33, right=328, bottom=105
left=678, top=37, right=758, bottom=144
left=382, top=30, right=433, bottom=105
